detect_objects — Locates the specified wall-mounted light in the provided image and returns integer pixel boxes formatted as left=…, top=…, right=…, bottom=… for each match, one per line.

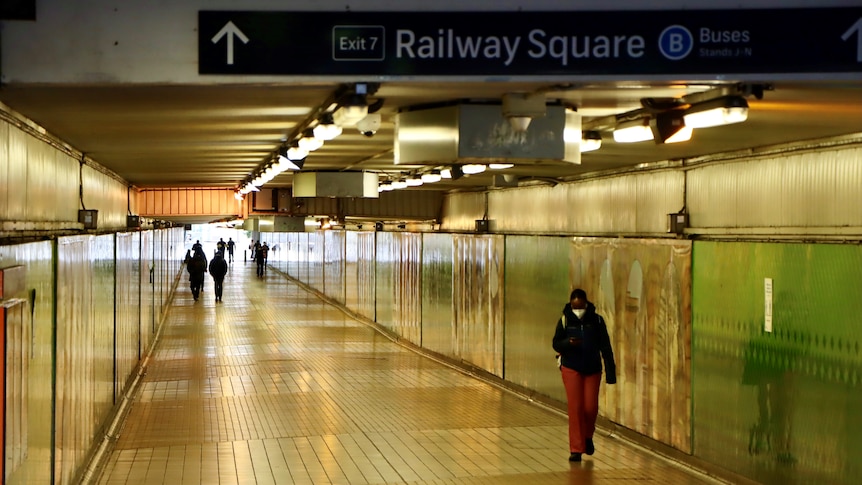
left=651, top=111, right=692, bottom=144
left=580, top=130, right=602, bottom=152
left=613, top=118, right=653, bottom=143
left=683, top=96, right=749, bottom=128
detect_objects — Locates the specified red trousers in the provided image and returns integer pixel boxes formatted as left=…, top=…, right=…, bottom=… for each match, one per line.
left=560, top=366, right=602, bottom=453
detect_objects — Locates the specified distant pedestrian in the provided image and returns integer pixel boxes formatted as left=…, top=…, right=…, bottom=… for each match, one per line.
left=187, top=248, right=208, bottom=301
left=254, top=242, right=267, bottom=277
left=209, top=250, right=228, bottom=302
left=226, top=238, right=236, bottom=263
left=216, top=238, right=227, bottom=253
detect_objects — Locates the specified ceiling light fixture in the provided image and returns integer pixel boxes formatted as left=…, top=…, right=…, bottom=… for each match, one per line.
left=332, top=92, right=369, bottom=126
left=392, top=178, right=408, bottom=190
left=406, top=174, right=424, bottom=186
left=683, top=96, right=749, bottom=128
left=651, top=111, right=693, bottom=144
left=462, top=164, right=487, bottom=175
left=286, top=141, right=308, bottom=162
left=613, top=118, right=654, bottom=143
left=580, top=130, right=602, bottom=152
left=489, top=163, right=514, bottom=170
left=440, top=168, right=452, bottom=179
left=312, top=113, right=342, bottom=140
left=298, top=129, right=324, bottom=152
left=421, top=170, right=442, bottom=183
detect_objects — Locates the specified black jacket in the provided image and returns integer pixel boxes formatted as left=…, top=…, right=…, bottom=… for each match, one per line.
left=552, top=302, right=617, bottom=383
left=209, top=255, right=228, bottom=280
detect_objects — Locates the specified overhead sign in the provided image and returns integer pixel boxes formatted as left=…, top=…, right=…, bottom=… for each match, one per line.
left=199, top=8, right=862, bottom=76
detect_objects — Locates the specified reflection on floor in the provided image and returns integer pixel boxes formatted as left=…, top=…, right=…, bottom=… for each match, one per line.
left=95, top=262, right=723, bottom=485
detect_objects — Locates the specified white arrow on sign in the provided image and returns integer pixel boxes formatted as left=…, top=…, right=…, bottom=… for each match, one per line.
left=841, top=18, right=862, bottom=62
left=211, top=21, right=249, bottom=65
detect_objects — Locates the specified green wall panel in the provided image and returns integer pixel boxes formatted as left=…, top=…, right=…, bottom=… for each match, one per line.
left=693, top=241, right=862, bottom=484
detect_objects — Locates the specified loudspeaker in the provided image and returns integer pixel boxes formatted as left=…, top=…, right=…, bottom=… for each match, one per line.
left=475, top=219, right=490, bottom=233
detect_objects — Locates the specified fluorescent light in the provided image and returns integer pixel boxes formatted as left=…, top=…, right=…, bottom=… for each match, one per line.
left=489, top=163, right=514, bottom=170
left=313, top=122, right=342, bottom=140
left=379, top=181, right=394, bottom=191
left=462, top=164, right=486, bottom=174
left=313, top=113, right=342, bottom=140
left=651, top=112, right=693, bottom=144
left=441, top=168, right=452, bottom=179
left=406, top=175, right=424, bottom=186
left=613, top=118, right=653, bottom=143
left=392, top=179, right=408, bottom=189
left=580, top=131, right=602, bottom=152
left=287, top=146, right=308, bottom=161
left=684, top=96, right=749, bottom=128
left=298, top=130, right=323, bottom=152
left=421, top=170, right=442, bottom=183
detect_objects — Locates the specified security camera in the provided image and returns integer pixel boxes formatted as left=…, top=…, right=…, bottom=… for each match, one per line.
left=356, top=113, right=381, bottom=137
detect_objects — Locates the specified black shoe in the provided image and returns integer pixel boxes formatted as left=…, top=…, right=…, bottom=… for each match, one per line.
left=585, top=438, right=595, bottom=456
left=568, top=453, right=582, bottom=462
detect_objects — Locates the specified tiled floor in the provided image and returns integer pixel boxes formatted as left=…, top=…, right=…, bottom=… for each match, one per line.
left=94, top=262, right=724, bottom=484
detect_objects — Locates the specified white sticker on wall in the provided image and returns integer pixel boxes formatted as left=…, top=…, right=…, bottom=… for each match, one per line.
left=764, top=278, right=773, bottom=333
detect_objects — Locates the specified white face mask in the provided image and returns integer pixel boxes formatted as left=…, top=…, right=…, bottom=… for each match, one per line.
left=573, top=309, right=586, bottom=319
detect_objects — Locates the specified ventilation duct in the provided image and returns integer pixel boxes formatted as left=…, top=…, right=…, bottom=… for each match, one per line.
left=395, top=103, right=581, bottom=165
left=293, top=171, right=379, bottom=198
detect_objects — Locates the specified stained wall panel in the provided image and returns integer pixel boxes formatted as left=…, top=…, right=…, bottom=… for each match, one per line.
left=453, top=234, right=504, bottom=376
left=421, top=233, right=455, bottom=356
left=503, top=235, right=572, bottom=398
left=323, top=231, right=345, bottom=304
left=0, top=241, right=54, bottom=485
left=116, top=232, right=142, bottom=396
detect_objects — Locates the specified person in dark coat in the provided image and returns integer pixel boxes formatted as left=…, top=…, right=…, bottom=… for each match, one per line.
left=552, top=288, right=616, bottom=463
left=209, top=250, right=228, bottom=302
left=254, top=242, right=267, bottom=277
left=186, top=248, right=208, bottom=301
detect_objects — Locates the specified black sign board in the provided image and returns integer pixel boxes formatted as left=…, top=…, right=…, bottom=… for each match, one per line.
left=199, top=9, right=862, bottom=77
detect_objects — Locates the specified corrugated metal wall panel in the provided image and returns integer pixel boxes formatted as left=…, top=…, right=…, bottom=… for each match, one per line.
left=355, top=232, right=376, bottom=321
left=6, top=127, right=28, bottom=221
left=0, top=121, right=8, bottom=219
left=324, top=231, right=345, bottom=303
left=421, top=233, right=455, bottom=357
left=452, top=234, right=505, bottom=377
left=0, top=241, right=54, bottom=484
left=688, top=145, right=862, bottom=229
left=465, top=172, right=685, bottom=235
left=440, top=192, right=484, bottom=231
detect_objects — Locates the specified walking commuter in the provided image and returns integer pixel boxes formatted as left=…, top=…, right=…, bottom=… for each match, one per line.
left=254, top=242, right=267, bottom=277
left=552, top=288, right=616, bottom=463
left=186, top=248, right=208, bottom=301
left=226, top=237, right=236, bottom=263
left=216, top=238, right=227, bottom=254
left=209, top=250, right=228, bottom=302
